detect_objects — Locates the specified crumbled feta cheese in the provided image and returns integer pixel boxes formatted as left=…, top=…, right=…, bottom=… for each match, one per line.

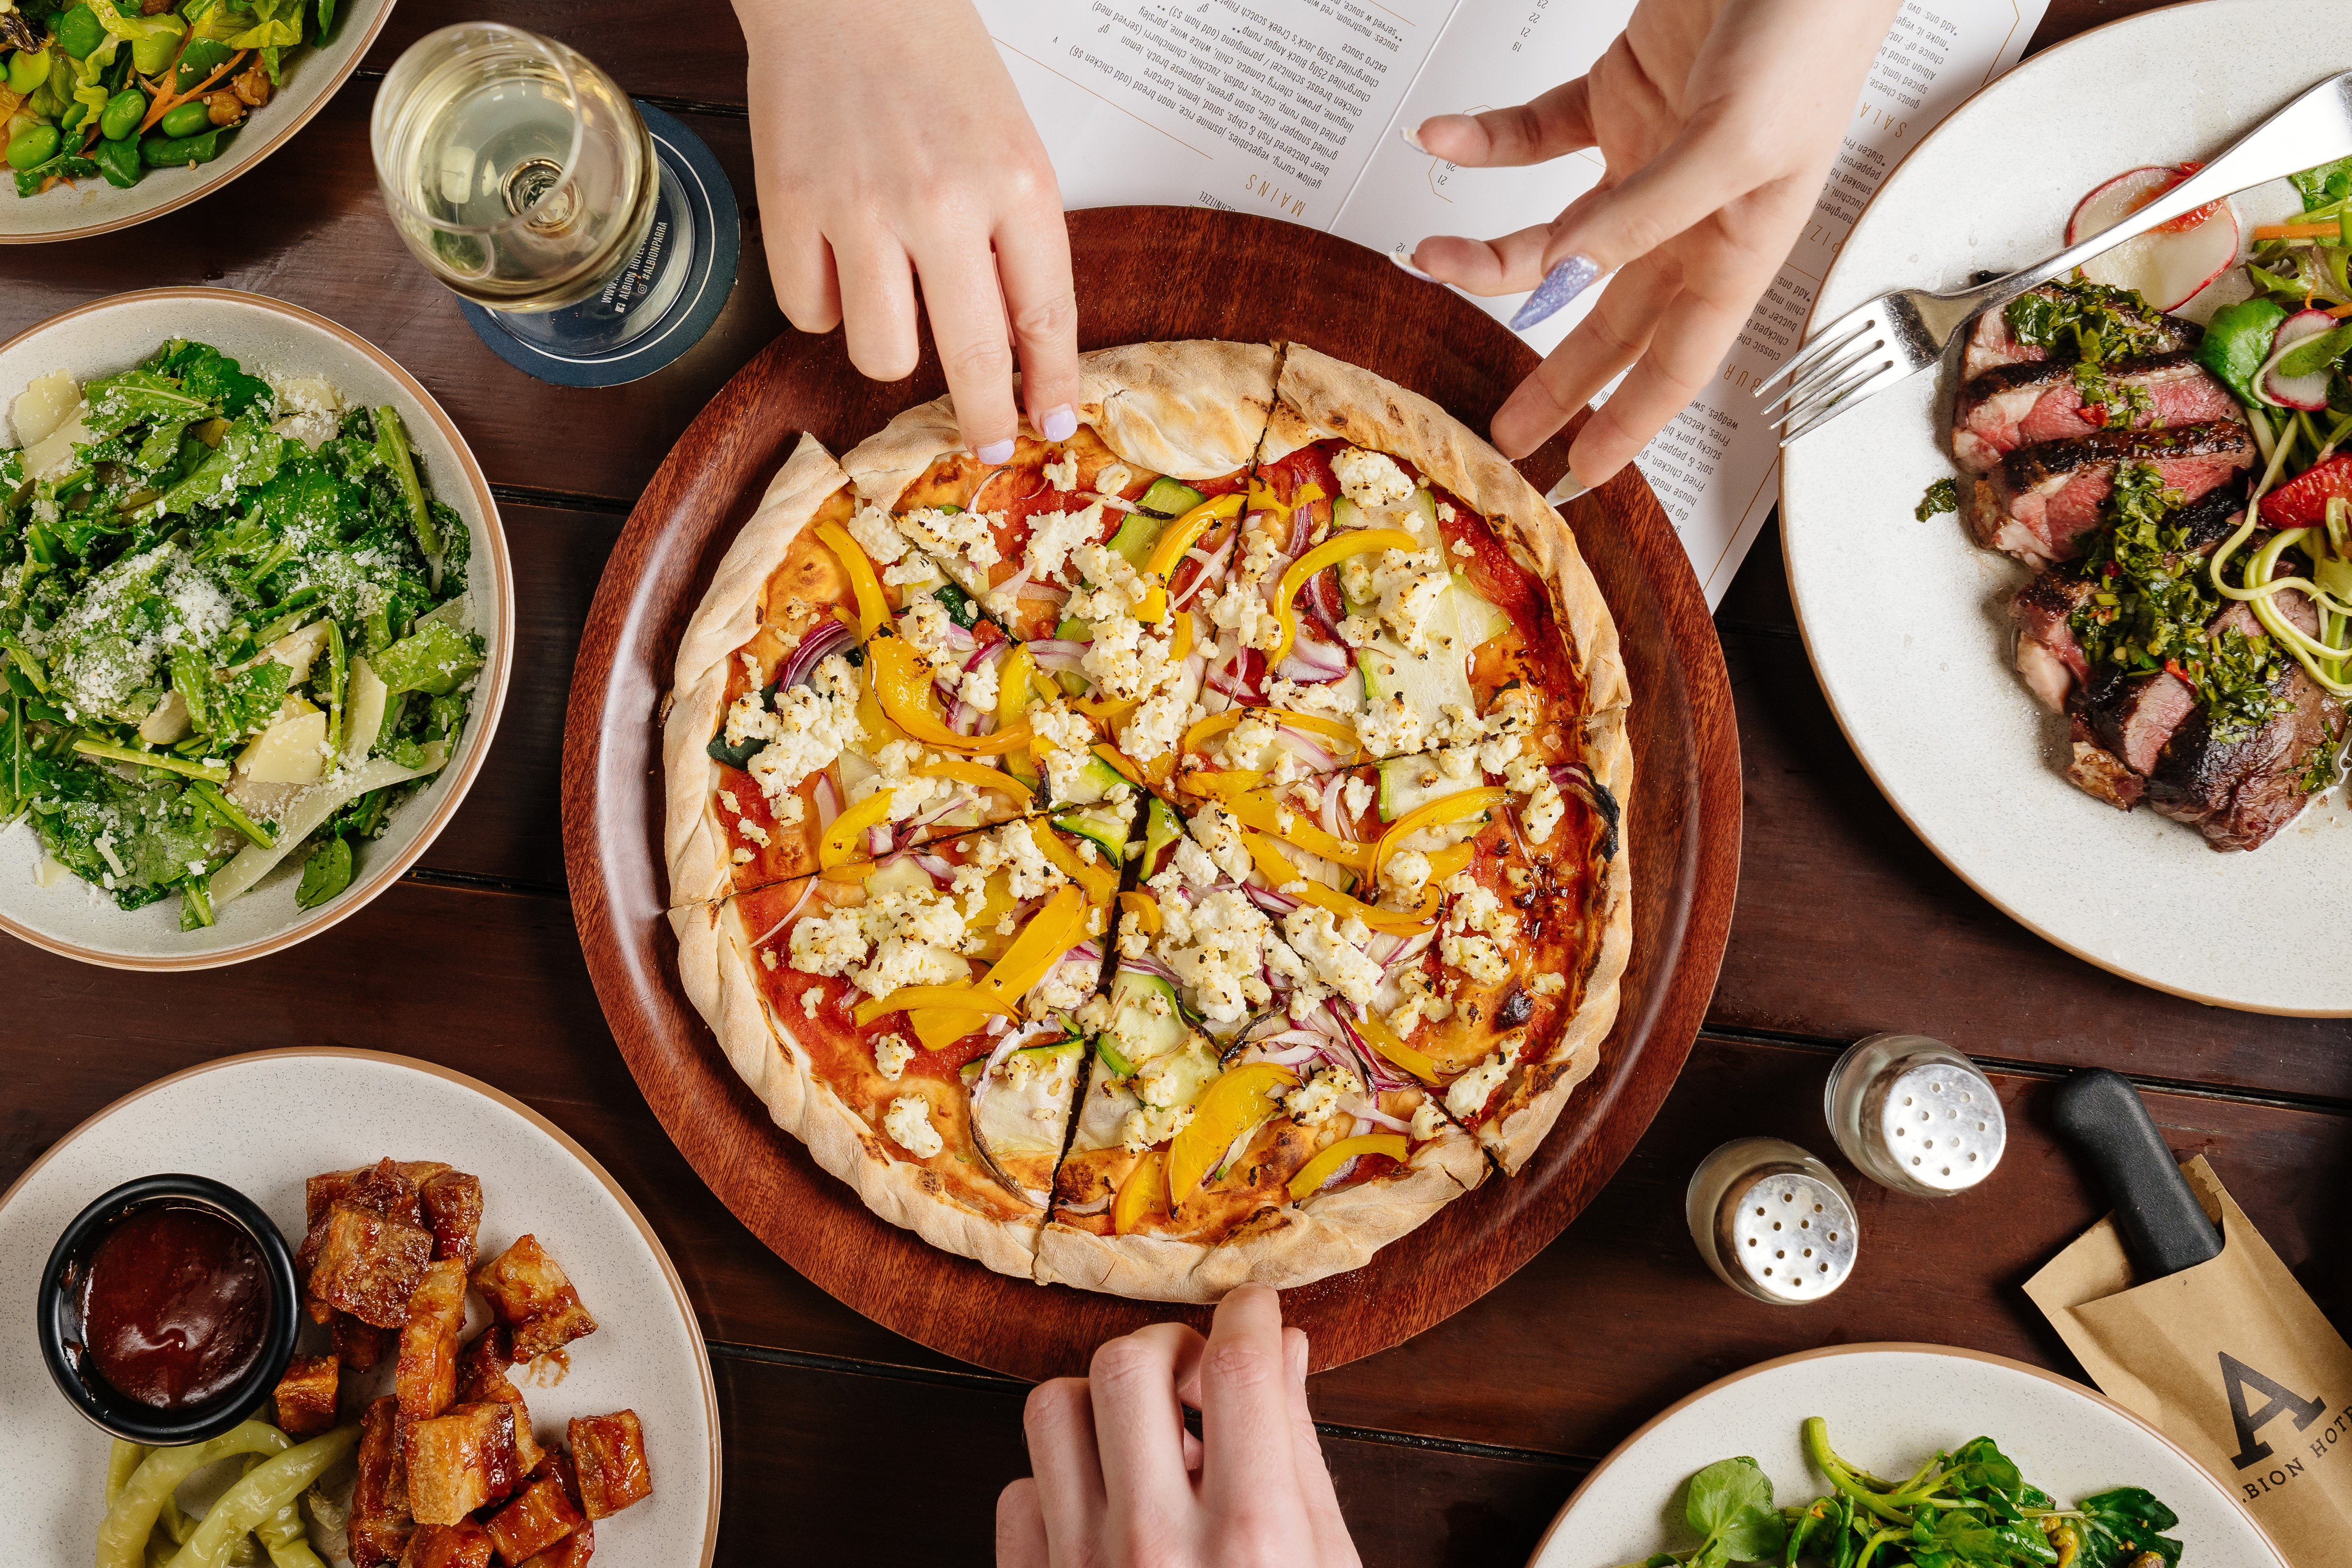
left=744, top=655, right=862, bottom=803
left=736, top=817, right=772, bottom=847
left=1024, top=499, right=1102, bottom=583
left=1450, top=538, right=1473, bottom=558
left=846, top=502, right=910, bottom=563
left=1120, top=689, right=1188, bottom=764
left=1342, top=777, right=1374, bottom=820
left=1071, top=543, right=1151, bottom=610
left=776, top=794, right=809, bottom=828
left=801, top=986, right=825, bottom=1019
left=1369, top=548, right=1452, bottom=654
left=719, top=788, right=741, bottom=813
left=1027, top=700, right=1100, bottom=802
left=1437, top=501, right=1457, bottom=523
left=1121, top=1102, right=1194, bottom=1153
left=1205, top=579, right=1282, bottom=652
left=1283, top=1065, right=1364, bottom=1127
left=960, top=656, right=1001, bottom=713
left=1445, top=1039, right=1519, bottom=1119
left=788, top=879, right=973, bottom=1000
left=759, top=947, right=780, bottom=970
left=730, top=847, right=755, bottom=864
left=1154, top=886, right=1276, bottom=1023
left=900, top=505, right=1002, bottom=571
left=1356, top=692, right=1424, bottom=759
left=1385, top=849, right=1432, bottom=902
left=874, top=1034, right=914, bottom=1081
left=1042, top=452, right=1080, bottom=491
left=1330, top=446, right=1415, bottom=510
left=884, top=1094, right=943, bottom=1159
left=1282, top=906, right=1382, bottom=1006
left=1186, top=803, right=1252, bottom=884
left=1093, top=462, right=1132, bottom=499
left=900, top=595, right=964, bottom=682
left=1387, top=968, right=1452, bottom=1037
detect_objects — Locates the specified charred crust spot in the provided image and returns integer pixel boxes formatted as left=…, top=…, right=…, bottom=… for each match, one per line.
left=917, top=1171, right=944, bottom=1196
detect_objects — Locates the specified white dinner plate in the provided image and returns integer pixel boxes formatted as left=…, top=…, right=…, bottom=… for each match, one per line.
left=1527, top=1343, right=2284, bottom=1568
left=1779, top=0, right=2352, bottom=1015
left=0, top=1048, right=720, bottom=1568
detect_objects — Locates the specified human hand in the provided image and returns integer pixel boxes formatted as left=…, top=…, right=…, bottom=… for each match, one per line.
left=1402, top=0, right=1903, bottom=485
left=734, top=0, right=1081, bottom=461
left=997, top=1283, right=1360, bottom=1567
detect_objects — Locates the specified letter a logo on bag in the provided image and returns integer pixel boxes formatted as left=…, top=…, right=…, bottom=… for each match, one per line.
left=2219, top=1350, right=2326, bottom=1468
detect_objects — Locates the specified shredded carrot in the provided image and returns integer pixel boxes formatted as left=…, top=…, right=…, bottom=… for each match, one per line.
left=139, top=46, right=244, bottom=135
left=2253, top=222, right=2348, bottom=241
left=2328, top=301, right=2352, bottom=320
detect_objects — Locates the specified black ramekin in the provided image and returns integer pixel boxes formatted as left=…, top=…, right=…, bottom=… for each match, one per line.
left=38, top=1173, right=300, bottom=1445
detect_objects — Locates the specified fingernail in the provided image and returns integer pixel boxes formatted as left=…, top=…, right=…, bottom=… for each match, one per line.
left=1389, top=249, right=1434, bottom=283
left=1400, top=120, right=1426, bottom=152
left=1039, top=405, right=1077, bottom=442
left=1508, top=255, right=1601, bottom=332
left=1546, top=472, right=1589, bottom=506
left=976, top=439, right=1015, bottom=465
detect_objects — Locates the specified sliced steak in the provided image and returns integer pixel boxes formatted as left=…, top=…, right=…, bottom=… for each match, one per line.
left=1952, top=351, right=2241, bottom=473
left=1958, top=285, right=2197, bottom=381
left=2076, top=666, right=2198, bottom=776
left=2011, top=570, right=2095, bottom=712
left=2146, top=598, right=2348, bottom=850
left=1966, top=423, right=2254, bottom=566
left=2065, top=737, right=2146, bottom=810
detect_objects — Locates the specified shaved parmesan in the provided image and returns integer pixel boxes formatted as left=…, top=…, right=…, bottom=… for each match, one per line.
left=210, top=743, right=448, bottom=907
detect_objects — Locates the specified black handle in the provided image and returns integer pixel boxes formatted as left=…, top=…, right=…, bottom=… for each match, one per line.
left=2049, top=1068, right=2222, bottom=1280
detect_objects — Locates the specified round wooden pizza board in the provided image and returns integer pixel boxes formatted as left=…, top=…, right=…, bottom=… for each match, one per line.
left=561, top=207, right=1742, bottom=1379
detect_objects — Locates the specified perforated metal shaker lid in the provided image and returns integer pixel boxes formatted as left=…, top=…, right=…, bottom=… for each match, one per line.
left=1685, top=1137, right=1859, bottom=1305
left=1826, top=1034, right=2006, bottom=1197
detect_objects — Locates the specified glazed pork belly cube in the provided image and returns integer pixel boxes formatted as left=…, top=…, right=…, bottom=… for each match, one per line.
left=473, top=1235, right=598, bottom=1361
left=350, top=1396, right=414, bottom=1568
left=569, top=1411, right=653, bottom=1519
left=485, top=1466, right=588, bottom=1563
left=514, top=1451, right=595, bottom=1568
left=407, top=1401, right=524, bottom=1523
left=271, top=1352, right=340, bottom=1437
left=419, top=1170, right=484, bottom=1270
left=310, top=1203, right=434, bottom=1329
left=335, top=1310, right=395, bottom=1371
left=455, top=1325, right=543, bottom=1472
left=396, top=1258, right=469, bottom=1422
left=395, top=1520, right=493, bottom=1568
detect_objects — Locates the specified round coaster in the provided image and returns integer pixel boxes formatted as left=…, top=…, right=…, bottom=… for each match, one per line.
left=458, top=100, right=740, bottom=388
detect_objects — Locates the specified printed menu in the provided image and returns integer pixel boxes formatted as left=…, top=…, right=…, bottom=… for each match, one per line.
left=979, top=0, right=2050, bottom=605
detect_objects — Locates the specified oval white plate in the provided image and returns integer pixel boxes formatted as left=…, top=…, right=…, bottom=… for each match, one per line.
left=0, top=0, right=393, bottom=243
left=0, top=1048, right=719, bottom=1568
left=0, top=288, right=512, bottom=969
left=1780, top=0, right=2352, bottom=1015
left=1528, top=1343, right=2283, bottom=1568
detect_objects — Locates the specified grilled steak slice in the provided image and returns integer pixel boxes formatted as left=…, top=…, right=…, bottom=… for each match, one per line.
left=1966, top=423, right=2254, bottom=566
left=2146, top=598, right=2348, bottom=850
left=2065, top=737, right=2145, bottom=810
left=2076, top=666, right=2198, bottom=776
left=1959, top=285, right=2197, bottom=381
left=2011, top=570, right=2095, bottom=712
left=1952, top=350, right=2241, bottom=473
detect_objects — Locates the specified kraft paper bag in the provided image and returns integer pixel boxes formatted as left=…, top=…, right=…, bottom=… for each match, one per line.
left=2025, top=1156, right=2352, bottom=1568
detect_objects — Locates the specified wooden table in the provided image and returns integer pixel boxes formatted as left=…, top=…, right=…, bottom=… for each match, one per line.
left=5, top=2, right=2344, bottom=1560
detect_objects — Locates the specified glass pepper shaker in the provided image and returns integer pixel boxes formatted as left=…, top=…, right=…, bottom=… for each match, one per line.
left=1824, top=1033, right=2006, bottom=1197
left=1685, top=1137, right=1860, bottom=1304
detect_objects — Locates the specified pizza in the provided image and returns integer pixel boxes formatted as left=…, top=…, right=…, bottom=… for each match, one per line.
left=661, top=340, right=1632, bottom=1302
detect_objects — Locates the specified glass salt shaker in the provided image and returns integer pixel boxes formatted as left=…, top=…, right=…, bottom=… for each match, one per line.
left=1824, top=1033, right=2006, bottom=1197
left=1685, top=1137, right=1860, bottom=1305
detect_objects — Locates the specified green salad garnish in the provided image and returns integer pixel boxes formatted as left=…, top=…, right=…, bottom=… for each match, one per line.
left=0, top=338, right=478, bottom=929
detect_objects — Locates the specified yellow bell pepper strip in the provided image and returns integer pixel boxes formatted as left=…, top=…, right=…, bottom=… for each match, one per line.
left=1287, top=1133, right=1409, bottom=1200
left=1113, top=1149, right=1168, bottom=1235
left=1246, top=477, right=1325, bottom=523
left=867, top=636, right=1033, bottom=755
left=1118, top=889, right=1162, bottom=935
left=813, top=522, right=890, bottom=640
left=907, top=1005, right=991, bottom=1054
left=1263, top=709, right=1360, bottom=759
left=1269, top=527, right=1419, bottom=664
left=1373, top=786, right=1507, bottom=885
left=1421, top=841, right=1478, bottom=885
left=819, top=788, right=895, bottom=874
left=1240, top=833, right=1437, bottom=933
left=1092, top=742, right=1143, bottom=785
left=914, top=759, right=1032, bottom=805
left=1168, top=1061, right=1300, bottom=1204
left=1141, top=493, right=1247, bottom=621
left=1219, top=788, right=1375, bottom=875
left=1030, top=819, right=1120, bottom=907
left=1181, top=710, right=1239, bottom=759
left=1177, top=766, right=1265, bottom=801
left=1354, top=1009, right=1441, bottom=1084
left=853, top=984, right=1020, bottom=1027
left=975, top=882, right=1089, bottom=1007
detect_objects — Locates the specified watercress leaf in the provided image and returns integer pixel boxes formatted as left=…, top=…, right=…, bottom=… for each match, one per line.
left=2194, top=299, right=2288, bottom=404
left=294, top=834, right=351, bottom=908
left=1684, top=1457, right=1776, bottom=1539
left=1715, top=1504, right=1787, bottom=1563
left=81, top=368, right=215, bottom=443
left=211, top=660, right=290, bottom=741
left=2075, top=1488, right=2184, bottom=1568
left=1909, top=1505, right=2008, bottom=1567
left=2290, top=156, right=2352, bottom=213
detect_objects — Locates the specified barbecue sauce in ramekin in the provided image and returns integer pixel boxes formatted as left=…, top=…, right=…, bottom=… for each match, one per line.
left=78, top=1205, right=270, bottom=1409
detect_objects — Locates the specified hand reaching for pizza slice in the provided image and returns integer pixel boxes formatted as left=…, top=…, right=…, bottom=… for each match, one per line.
left=733, top=0, right=1081, bottom=462
left=1399, top=0, right=1901, bottom=487
left=997, top=1285, right=1361, bottom=1568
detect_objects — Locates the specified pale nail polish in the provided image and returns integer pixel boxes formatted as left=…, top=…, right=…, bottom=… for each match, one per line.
left=977, top=439, right=1015, bottom=465
left=1389, top=249, right=1434, bottom=282
left=1508, top=255, right=1601, bottom=332
left=1546, top=472, right=1590, bottom=506
left=1400, top=120, right=1426, bottom=152
left=1040, top=405, right=1077, bottom=441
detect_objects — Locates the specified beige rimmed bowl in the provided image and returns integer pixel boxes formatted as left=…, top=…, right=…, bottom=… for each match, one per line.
left=0, top=0, right=394, bottom=244
left=0, top=287, right=510, bottom=969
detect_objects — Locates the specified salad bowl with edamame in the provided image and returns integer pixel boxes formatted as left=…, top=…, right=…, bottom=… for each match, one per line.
left=0, top=288, right=509, bottom=967
left=0, top=0, right=389, bottom=242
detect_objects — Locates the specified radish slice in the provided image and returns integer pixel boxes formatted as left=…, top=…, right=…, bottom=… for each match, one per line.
left=2066, top=162, right=2239, bottom=311
left=2263, top=308, right=2336, bottom=409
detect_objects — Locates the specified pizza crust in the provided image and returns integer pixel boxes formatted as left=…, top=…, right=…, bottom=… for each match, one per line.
left=661, top=433, right=854, bottom=909
left=841, top=340, right=1280, bottom=507
left=669, top=894, right=1045, bottom=1280
left=1032, top=1127, right=1488, bottom=1303
left=1266, top=343, right=1631, bottom=713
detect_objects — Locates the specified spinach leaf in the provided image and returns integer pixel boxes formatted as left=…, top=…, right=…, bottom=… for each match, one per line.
left=935, top=581, right=980, bottom=629
left=372, top=618, right=481, bottom=697
left=2075, top=1488, right=2184, bottom=1568
left=294, top=835, right=352, bottom=908
left=159, top=417, right=288, bottom=515
left=707, top=681, right=780, bottom=769
left=2194, top=299, right=2289, bottom=404
left=144, top=341, right=271, bottom=418
left=81, top=369, right=215, bottom=444
left=1916, top=477, right=1959, bottom=522
left=2290, top=156, right=2352, bottom=212
left=1681, top=1457, right=1785, bottom=1566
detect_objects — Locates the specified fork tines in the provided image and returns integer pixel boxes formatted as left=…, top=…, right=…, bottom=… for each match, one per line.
left=1755, top=307, right=1899, bottom=443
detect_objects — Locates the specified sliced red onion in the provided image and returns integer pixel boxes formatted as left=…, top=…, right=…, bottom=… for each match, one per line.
left=813, top=773, right=842, bottom=832
left=865, top=824, right=893, bottom=856
left=1118, top=953, right=1179, bottom=985
left=1024, top=637, right=1090, bottom=658
left=1307, top=568, right=1345, bottom=628
left=750, top=876, right=819, bottom=947
left=948, top=697, right=980, bottom=735
left=1285, top=506, right=1313, bottom=557
left=778, top=616, right=857, bottom=689
left=964, top=642, right=1000, bottom=673
left=1244, top=883, right=1301, bottom=917
left=937, top=619, right=978, bottom=650
left=1216, top=1117, right=1264, bottom=1177
left=1347, top=1101, right=1413, bottom=1133
left=1060, top=1191, right=1115, bottom=1215
left=1277, top=727, right=1338, bottom=772
left=1254, top=1043, right=1324, bottom=1066
left=1172, top=535, right=1238, bottom=611
left=1319, top=773, right=1348, bottom=840
left=1026, top=581, right=1072, bottom=607
left=1380, top=933, right=1434, bottom=976
left=990, top=565, right=1037, bottom=606
left=914, top=853, right=957, bottom=885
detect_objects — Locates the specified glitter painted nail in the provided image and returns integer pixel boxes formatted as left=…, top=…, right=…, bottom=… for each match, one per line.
left=1508, top=255, right=1601, bottom=332
left=1389, top=249, right=1435, bottom=282
left=977, top=439, right=1015, bottom=465
left=1039, top=405, right=1077, bottom=441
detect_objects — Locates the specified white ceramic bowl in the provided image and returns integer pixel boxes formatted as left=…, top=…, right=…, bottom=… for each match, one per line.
left=0, top=0, right=393, bottom=243
left=0, top=287, right=510, bottom=969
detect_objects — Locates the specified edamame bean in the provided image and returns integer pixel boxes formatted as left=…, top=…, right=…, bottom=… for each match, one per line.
left=55, top=4, right=104, bottom=61
left=7, top=122, right=59, bottom=170
left=92, top=133, right=140, bottom=186
left=157, top=98, right=209, bottom=138
left=140, top=126, right=218, bottom=166
left=59, top=99, right=87, bottom=134
left=160, top=1425, right=358, bottom=1568
left=93, top=1423, right=290, bottom=1568
left=99, top=87, right=144, bottom=140
left=129, top=21, right=182, bottom=76
left=7, top=46, right=51, bottom=94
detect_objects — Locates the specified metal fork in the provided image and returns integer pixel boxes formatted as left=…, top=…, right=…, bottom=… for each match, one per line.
left=1757, top=69, right=2352, bottom=444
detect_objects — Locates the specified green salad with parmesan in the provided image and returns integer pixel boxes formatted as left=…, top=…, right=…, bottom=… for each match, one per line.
left=0, top=339, right=480, bottom=928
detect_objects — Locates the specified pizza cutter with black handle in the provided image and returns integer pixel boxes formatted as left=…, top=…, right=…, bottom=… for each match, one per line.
left=2049, top=1068, right=2223, bottom=1280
